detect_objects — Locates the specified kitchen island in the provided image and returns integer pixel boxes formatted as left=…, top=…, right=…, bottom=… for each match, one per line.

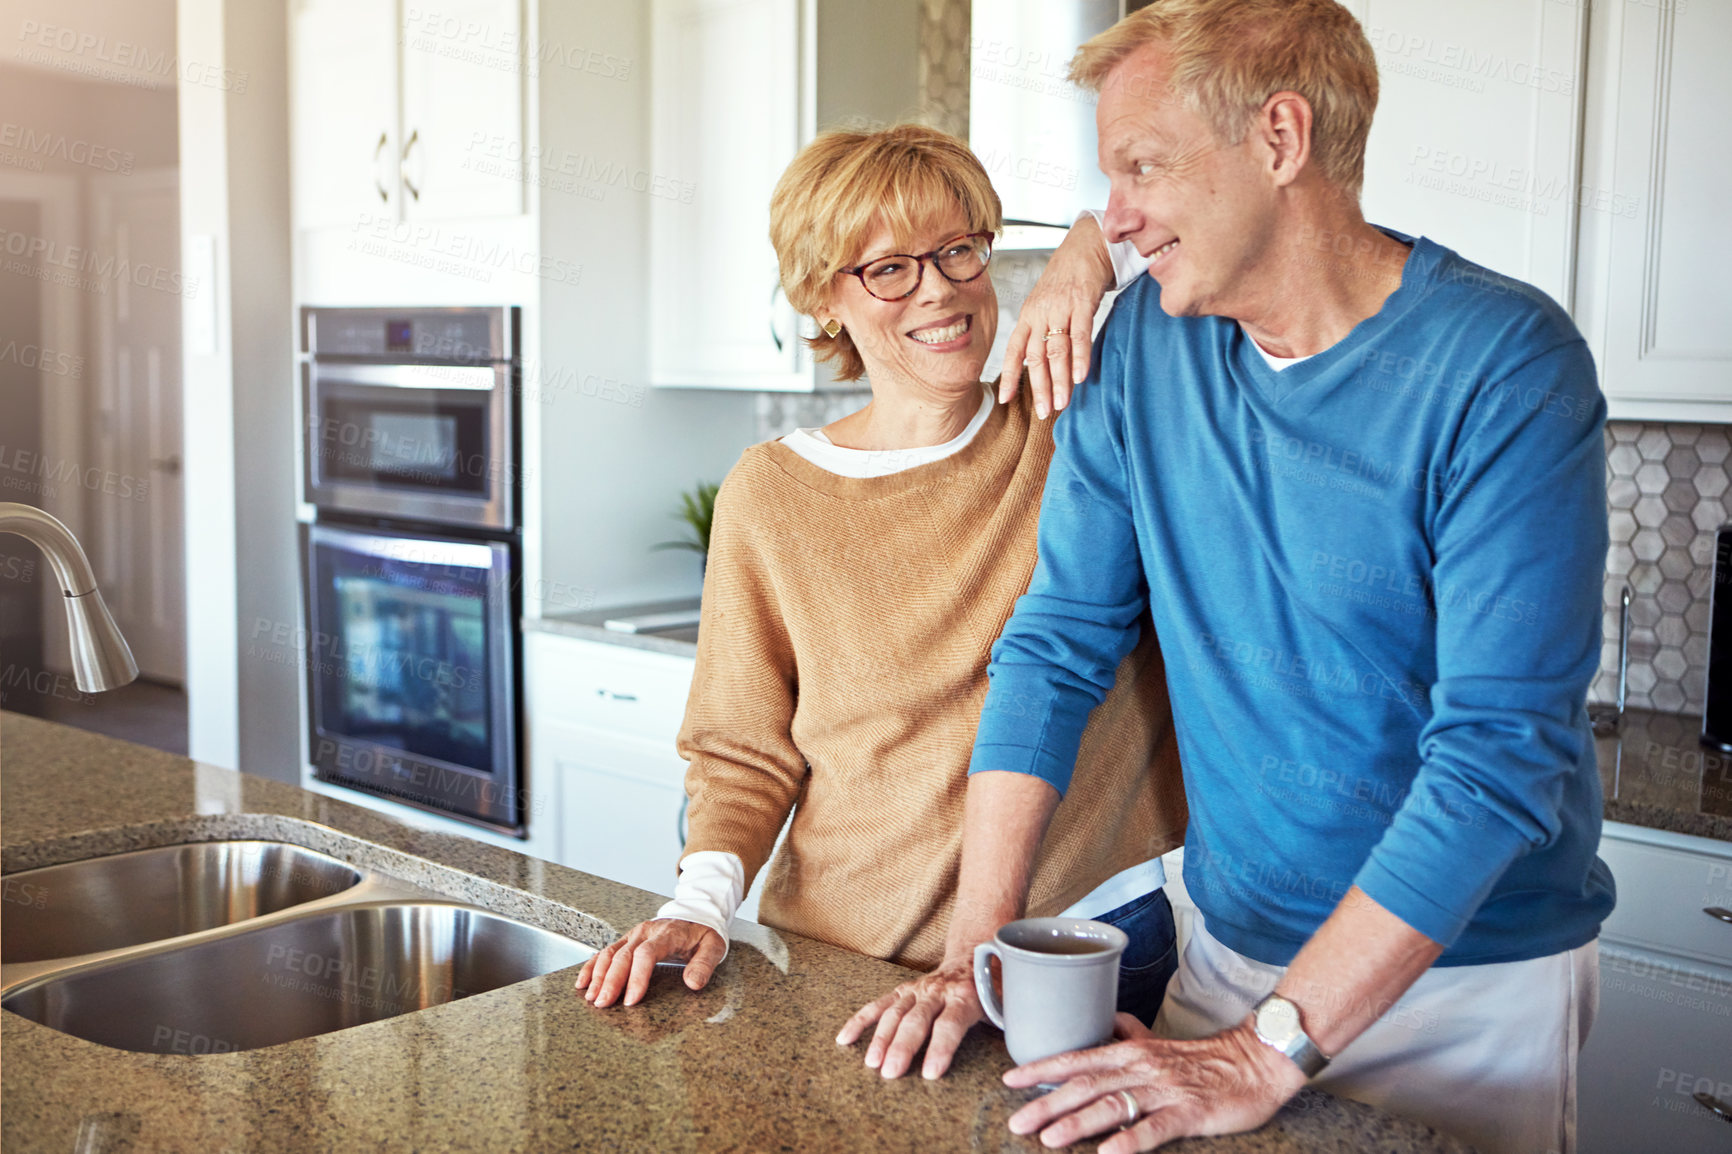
left=0, top=712, right=1472, bottom=1153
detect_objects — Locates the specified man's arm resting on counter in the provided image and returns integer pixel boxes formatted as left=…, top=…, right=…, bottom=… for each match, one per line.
left=836, top=770, right=1060, bottom=1079
left=1002, top=886, right=1442, bottom=1154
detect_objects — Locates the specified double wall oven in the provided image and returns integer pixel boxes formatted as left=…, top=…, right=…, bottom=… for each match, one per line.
left=300, top=306, right=525, bottom=835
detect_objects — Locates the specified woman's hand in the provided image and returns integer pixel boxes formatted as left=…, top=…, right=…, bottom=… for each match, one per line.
left=574, top=918, right=727, bottom=1008
left=835, top=955, right=985, bottom=1080
left=998, top=213, right=1116, bottom=418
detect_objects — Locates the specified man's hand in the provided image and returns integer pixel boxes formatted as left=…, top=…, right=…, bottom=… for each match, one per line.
left=1001, top=1013, right=1307, bottom=1153
left=998, top=213, right=1115, bottom=418
left=574, top=918, right=726, bottom=1008
left=836, top=955, right=985, bottom=1079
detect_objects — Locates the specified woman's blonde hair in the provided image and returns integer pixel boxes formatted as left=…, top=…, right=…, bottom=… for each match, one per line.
left=1070, top=0, right=1378, bottom=198
left=769, top=124, right=1002, bottom=382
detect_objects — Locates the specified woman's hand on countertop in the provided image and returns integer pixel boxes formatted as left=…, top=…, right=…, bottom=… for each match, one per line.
left=835, top=954, right=985, bottom=1080
left=574, top=918, right=727, bottom=1008
left=1000, top=1013, right=1307, bottom=1152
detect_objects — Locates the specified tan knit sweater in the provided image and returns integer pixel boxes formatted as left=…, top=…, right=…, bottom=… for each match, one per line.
left=677, top=387, right=1186, bottom=971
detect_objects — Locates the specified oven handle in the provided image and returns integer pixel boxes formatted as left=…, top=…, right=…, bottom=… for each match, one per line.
left=307, top=521, right=505, bottom=572
left=309, top=363, right=496, bottom=391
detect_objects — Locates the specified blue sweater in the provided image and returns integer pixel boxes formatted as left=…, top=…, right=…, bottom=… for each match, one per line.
left=972, top=233, right=1615, bottom=966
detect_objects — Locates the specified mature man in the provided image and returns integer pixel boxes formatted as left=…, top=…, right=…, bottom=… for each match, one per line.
left=842, top=2, right=1612, bottom=1152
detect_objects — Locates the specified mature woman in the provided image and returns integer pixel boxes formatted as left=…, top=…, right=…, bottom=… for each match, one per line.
left=575, top=124, right=1185, bottom=1078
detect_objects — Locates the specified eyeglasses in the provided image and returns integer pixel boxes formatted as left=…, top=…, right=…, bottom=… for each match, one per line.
left=837, top=232, right=995, bottom=302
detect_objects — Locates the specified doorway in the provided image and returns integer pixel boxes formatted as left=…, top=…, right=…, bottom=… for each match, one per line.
left=90, top=169, right=186, bottom=685
left=0, top=61, right=187, bottom=754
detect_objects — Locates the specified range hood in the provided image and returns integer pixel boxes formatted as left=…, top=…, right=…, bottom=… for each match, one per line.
left=970, top=0, right=1124, bottom=249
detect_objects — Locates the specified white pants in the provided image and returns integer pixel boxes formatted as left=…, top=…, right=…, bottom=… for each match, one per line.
left=1155, top=918, right=1599, bottom=1154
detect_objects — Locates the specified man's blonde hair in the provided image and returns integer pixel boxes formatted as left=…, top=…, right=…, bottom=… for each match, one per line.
left=1070, top=0, right=1378, bottom=198
left=769, top=124, right=1002, bottom=382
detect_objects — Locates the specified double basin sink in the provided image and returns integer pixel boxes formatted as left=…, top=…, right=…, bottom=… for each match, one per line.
left=1, top=841, right=595, bottom=1055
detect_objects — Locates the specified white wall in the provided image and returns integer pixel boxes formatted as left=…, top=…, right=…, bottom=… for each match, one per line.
left=177, top=0, right=238, bottom=767
left=0, top=0, right=178, bottom=89
left=533, top=0, right=757, bottom=616
left=178, top=0, right=299, bottom=781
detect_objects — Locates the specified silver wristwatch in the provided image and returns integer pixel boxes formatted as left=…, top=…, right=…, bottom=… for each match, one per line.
left=1251, top=992, right=1331, bottom=1078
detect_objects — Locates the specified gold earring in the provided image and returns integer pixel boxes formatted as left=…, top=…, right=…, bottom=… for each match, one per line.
left=822, top=318, right=843, bottom=338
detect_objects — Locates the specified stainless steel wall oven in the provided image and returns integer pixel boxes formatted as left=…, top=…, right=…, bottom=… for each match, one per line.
left=302, top=306, right=518, bottom=532
left=299, top=306, right=525, bottom=836
left=303, top=522, right=521, bottom=832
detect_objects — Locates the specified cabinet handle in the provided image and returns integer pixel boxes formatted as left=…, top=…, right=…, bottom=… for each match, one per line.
left=1695, top=1091, right=1732, bottom=1124
left=373, top=132, right=389, bottom=204
left=595, top=688, right=637, bottom=702
left=401, top=129, right=422, bottom=202
left=1707, top=907, right=1732, bottom=926
left=769, top=280, right=788, bottom=353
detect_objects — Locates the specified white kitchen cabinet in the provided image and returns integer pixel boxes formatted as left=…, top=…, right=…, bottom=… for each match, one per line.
left=289, top=0, right=524, bottom=229
left=527, top=632, right=694, bottom=897
left=647, top=0, right=922, bottom=391
left=527, top=630, right=777, bottom=921
left=1574, top=0, right=1732, bottom=419
left=1596, top=824, right=1732, bottom=969
left=290, top=0, right=400, bottom=228
left=544, top=718, right=689, bottom=897
left=1578, top=823, right=1732, bottom=1151
left=649, top=0, right=803, bottom=390
left=1344, top=0, right=1731, bottom=420
left=1344, top=0, right=1588, bottom=312
left=398, top=0, right=526, bottom=220
left=1579, top=942, right=1732, bottom=1152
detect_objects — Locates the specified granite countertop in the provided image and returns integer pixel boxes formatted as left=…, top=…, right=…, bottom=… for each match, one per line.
left=0, top=712, right=1472, bottom=1153
left=526, top=597, right=701, bottom=657
left=1597, top=707, right=1732, bottom=843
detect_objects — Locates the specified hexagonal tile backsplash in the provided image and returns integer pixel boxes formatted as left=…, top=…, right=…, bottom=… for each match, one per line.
left=1596, top=422, right=1732, bottom=716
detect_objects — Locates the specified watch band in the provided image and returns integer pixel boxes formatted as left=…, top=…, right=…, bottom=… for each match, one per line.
left=1251, top=992, right=1331, bottom=1078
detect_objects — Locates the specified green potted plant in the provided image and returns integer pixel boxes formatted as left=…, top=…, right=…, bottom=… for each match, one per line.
left=654, top=480, right=720, bottom=577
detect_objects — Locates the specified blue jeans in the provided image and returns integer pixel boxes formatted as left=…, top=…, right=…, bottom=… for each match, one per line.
left=1092, top=888, right=1178, bottom=1028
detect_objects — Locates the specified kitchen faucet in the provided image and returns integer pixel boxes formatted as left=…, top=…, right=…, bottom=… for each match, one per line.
left=0, top=503, right=138, bottom=692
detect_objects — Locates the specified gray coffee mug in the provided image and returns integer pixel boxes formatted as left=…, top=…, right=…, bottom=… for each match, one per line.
left=973, top=917, right=1128, bottom=1066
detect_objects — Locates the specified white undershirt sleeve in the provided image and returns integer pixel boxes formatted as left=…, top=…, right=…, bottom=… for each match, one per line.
left=1078, top=209, right=1151, bottom=292
left=653, top=850, right=746, bottom=960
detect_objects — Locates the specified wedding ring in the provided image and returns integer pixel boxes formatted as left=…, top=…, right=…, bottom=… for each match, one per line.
left=1115, top=1088, right=1139, bottom=1126
left=1044, top=329, right=1069, bottom=339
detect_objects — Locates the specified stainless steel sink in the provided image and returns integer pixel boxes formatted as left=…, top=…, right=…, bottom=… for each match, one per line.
left=1, top=841, right=362, bottom=964
left=2, top=901, right=594, bottom=1054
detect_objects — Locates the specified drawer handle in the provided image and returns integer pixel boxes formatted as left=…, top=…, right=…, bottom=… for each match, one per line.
left=596, top=689, right=638, bottom=702
left=1707, top=907, right=1732, bottom=926
left=1695, top=1091, right=1732, bottom=1124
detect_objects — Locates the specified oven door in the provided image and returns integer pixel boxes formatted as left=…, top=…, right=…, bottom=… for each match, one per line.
left=304, top=361, right=513, bottom=530
left=304, top=522, right=521, bottom=833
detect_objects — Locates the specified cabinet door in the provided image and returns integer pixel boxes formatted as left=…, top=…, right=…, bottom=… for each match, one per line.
left=649, top=0, right=808, bottom=390
left=549, top=722, right=687, bottom=897
left=1598, top=829, right=1732, bottom=968
left=1343, top=0, right=1588, bottom=311
left=1576, top=0, right=1732, bottom=414
left=290, top=0, right=399, bottom=228
left=1578, top=943, right=1732, bottom=1153
left=398, top=0, right=526, bottom=219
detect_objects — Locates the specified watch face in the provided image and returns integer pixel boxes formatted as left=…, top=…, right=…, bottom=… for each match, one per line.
left=1258, top=996, right=1301, bottom=1043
